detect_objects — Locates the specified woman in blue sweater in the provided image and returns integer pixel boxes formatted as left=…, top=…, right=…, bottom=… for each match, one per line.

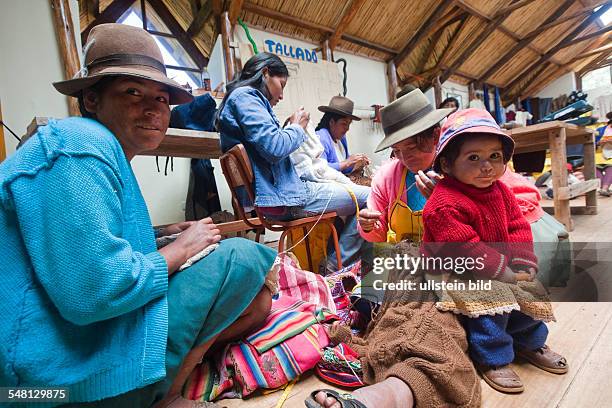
left=217, top=53, right=370, bottom=269
left=0, top=24, right=274, bottom=407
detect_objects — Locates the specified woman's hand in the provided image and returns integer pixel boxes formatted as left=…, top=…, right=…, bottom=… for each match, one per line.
left=415, top=170, right=442, bottom=199
left=342, top=154, right=370, bottom=172
left=358, top=208, right=382, bottom=233
left=159, top=218, right=221, bottom=275
left=289, top=106, right=310, bottom=130
left=158, top=221, right=195, bottom=237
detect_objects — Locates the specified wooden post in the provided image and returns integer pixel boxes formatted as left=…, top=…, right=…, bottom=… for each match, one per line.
left=221, top=11, right=236, bottom=82
left=387, top=60, right=398, bottom=102
left=50, top=0, right=81, bottom=116
left=583, top=134, right=598, bottom=214
left=433, top=76, right=442, bottom=108
left=321, top=39, right=332, bottom=61
left=549, top=128, right=572, bottom=231
left=574, top=71, right=582, bottom=90
left=0, top=99, right=6, bottom=162
left=468, top=82, right=475, bottom=102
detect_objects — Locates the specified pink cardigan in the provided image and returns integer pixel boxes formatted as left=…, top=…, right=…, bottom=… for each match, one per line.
left=358, top=160, right=545, bottom=242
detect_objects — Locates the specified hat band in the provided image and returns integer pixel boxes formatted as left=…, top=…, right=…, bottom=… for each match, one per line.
left=86, top=53, right=167, bottom=75
left=383, top=104, right=434, bottom=135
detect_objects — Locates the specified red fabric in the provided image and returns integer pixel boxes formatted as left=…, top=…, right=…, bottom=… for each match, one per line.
left=499, top=169, right=545, bottom=224
left=423, top=176, right=538, bottom=278
left=277, top=254, right=336, bottom=312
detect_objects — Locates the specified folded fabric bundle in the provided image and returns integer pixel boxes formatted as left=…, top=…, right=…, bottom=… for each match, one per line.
left=183, top=297, right=338, bottom=402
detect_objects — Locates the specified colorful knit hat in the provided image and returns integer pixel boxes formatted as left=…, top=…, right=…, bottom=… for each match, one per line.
left=433, top=108, right=514, bottom=172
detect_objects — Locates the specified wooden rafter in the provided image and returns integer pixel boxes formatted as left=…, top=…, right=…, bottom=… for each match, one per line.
left=426, top=15, right=468, bottom=81
left=478, top=0, right=574, bottom=82
left=529, top=5, right=604, bottom=37
left=454, top=0, right=563, bottom=65
left=416, top=19, right=447, bottom=74
left=440, top=6, right=514, bottom=84
left=559, top=26, right=612, bottom=50
left=228, top=0, right=245, bottom=25
left=579, top=50, right=612, bottom=75
left=492, top=0, right=537, bottom=19
left=328, top=0, right=367, bottom=50
left=427, top=7, right=463, bottom=36
left=81, top=0, right=133, bottom=43
left=566, top=41, right=612, bottom=65
left=148, top=0, right=207, bottom=69
left=504, top=4, right=611, bottom=93
left=242, top=2, right=397, bottom=55
left=87, top=0, right=100, bottom=17
left=189, top=0, right=201, bottom=17
left=509, top=61, right=551, bottom=99
left=187, top=0, right=212, bottom=37
left=50, top=0, right=81, bottom=116
left=393, top=0, right=453, bottom=65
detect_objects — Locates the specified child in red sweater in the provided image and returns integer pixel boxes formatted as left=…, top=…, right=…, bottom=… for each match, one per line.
left=423, top=109, right=567, bottom=394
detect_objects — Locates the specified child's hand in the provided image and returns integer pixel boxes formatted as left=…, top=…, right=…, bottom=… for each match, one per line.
left=514, top=267, right=537, bottom=282
left=498, top=266, right=518, bottom=284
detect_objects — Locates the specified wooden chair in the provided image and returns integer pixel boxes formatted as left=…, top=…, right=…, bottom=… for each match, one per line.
left=220, top=144, right=342, bottom=271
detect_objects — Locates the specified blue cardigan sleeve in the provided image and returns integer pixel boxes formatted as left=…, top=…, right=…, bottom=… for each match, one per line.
left=229, top=89, right=305, bottom=163
left=10, top=155, right=168, bottom=326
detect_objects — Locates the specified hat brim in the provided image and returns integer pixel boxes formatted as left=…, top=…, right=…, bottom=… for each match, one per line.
left=53, top=65, right=193, bottom=105
left=317, top=105, right=361, bottom=121
left=374, top=107, right=452, bottom=152
left=433, top=125, right=516, bottom=172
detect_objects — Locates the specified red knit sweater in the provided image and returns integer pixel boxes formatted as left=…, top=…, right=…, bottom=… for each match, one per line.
left=423, top=176, right=538, bottom=279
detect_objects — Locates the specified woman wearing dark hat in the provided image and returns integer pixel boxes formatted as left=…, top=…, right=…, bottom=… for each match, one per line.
left=0, top=24, right=275, bottom=407
left=217, top=53, right=370, bottom=269
left=315, top=96, right=370, bottom=174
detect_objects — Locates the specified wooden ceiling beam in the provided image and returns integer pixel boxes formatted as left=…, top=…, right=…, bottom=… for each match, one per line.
left=328, top=0, right=367, bottom=50
left=492, top=0, right=537, bottom=19
left=559, top=26, right=612, bottom=50
left=427, top=7, right=464, bottom=36
left=148, top=0, right=208, bottom=69
left=228, top=0, right=245, bottom=25
left=440, top=6, right=514, bottom=84
left=478, top=0, right=574, bottom=82
left=242, top=2, right=397, bottom=55
left=579, top=50, right=612, bottom=75
left=81, top=0, right=133, bottom=43
left=187, top=0, right=212, bottom=37
left=87, top=0, right=100, bottom=17
left=454, top=0, right=563, bottom=65
left=504, top=4, right=611, bottom=93
left=416, top=21, right=447, bottom=74
left=528, top=5, right=601, bottom=37
left=393, top=0, right=453, bottom=65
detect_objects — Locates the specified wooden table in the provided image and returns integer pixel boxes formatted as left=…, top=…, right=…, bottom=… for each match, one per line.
left=506, top=121, right=599, bottom=231
left=24, top=117, right=222, bottom=159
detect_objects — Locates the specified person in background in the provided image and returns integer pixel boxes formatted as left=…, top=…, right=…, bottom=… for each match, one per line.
left=0, top=24, right=276, bottom=408
left=596, top=111, right=612, bottom=196
left=316, top=96, right=370, bottom=174
left=217, top=53, right=370, bottom=269
left=439, top=96, right=460, bottom=112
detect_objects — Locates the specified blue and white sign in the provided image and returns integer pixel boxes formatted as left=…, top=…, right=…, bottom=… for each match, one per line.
left=264, top=40, right=318, bottom=63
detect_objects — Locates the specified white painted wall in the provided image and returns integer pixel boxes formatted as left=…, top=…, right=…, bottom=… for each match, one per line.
left=231, top=27, right=390, bottom=164
left=0, top=0, right=80, bottom=154
left=536, top=71, right=576, bottom=100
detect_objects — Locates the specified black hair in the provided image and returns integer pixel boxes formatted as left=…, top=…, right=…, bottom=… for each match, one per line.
left=77, top=76, right=118, bottom=119
left=439, top=97, right=459, bottom=109
left=607, top=111, right=612, bottom=126
left=434, top=133, right=513, bottom=173
left=315, top=112, right=345, bottom=131
left=396, top=84, right=416, bottom=99
left=216, top=52, right=288, bottom=129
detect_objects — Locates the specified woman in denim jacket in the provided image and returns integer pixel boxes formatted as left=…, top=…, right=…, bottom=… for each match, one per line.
left=217, top=53, right=370, bottom=268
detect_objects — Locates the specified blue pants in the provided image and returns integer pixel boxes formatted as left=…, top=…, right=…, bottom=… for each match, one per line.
left=464, top=310, right=548, bottom=367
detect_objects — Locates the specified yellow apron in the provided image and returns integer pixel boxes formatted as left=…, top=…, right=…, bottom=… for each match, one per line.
left=387, top=168, right=424, bottom=244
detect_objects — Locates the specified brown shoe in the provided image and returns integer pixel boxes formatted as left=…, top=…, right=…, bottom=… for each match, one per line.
left=517, top=345, right=569, bottom=374
left=478, top=364, right=524, bottom=393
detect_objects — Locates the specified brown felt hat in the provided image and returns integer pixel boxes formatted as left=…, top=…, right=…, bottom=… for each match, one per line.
left=318, top=96, right=361, bottom=121
left=375, top=89, right=452, bottom=152
left=53, top=23, right=193, bottom=105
